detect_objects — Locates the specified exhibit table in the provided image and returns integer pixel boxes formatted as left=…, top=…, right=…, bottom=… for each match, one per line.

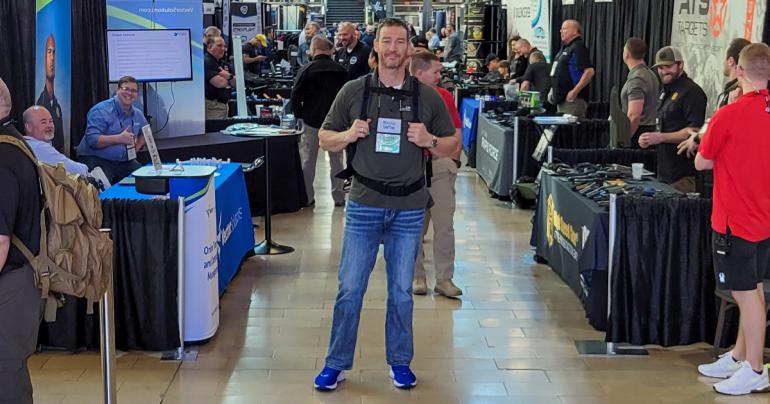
left=531, top=170, right=678, bottom=330
left=138, top=131, right=308, bottom=216
left=460, top=98, right=481, bottom=167
left=476, top=113, right=514, bottom=196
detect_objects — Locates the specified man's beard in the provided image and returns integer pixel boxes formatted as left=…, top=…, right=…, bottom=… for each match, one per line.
left=380, top=53, right=407, bottom=69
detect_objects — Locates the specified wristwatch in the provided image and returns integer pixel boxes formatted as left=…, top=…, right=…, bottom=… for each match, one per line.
left=430, top=136, right=438, bottom=148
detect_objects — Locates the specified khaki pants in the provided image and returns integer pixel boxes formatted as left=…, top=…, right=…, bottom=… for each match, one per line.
left=205, top=99, right=229, bottom=120
left=299, top=124, right=345, bottom=204
left=415, top=157, right=458, bottom=281
left=557, top=97, right=588, bottom=118
left=0, top=266, right=42, bottom=404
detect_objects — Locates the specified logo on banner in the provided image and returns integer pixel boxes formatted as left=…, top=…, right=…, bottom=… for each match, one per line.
left=240, top=5, right=248, bottom=15
left=545, top=194, right=579, bottom=260
left=709, top=0, right=728, bottom=37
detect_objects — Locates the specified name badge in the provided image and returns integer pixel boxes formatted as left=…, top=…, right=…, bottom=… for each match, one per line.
left=126, top=143, right=137, bottom=160
left=550, top=61, right=559, bottom=77
left=375, top=133, right=401, bottom=154
left=377, top=118, right=401, bottom=134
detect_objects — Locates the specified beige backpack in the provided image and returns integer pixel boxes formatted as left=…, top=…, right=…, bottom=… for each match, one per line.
left=0, top=135, right=112, bottom=321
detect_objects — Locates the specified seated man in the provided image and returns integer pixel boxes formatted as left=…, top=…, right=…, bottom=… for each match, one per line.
left=483, top=54, right=502, bottom=81
left=23, top=106, right=89, bottom=176
left=76, top=75, right=146, bottom=184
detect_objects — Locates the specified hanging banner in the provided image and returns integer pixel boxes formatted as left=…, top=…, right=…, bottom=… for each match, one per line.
left=106, top=0, right=205, bottom=138
left=230, top=2, right=262, bottom=44
left=36, top=0, right=72, bottom=155
left=670, top=0, right=766, bottom=115
left=506, top=0, right=551, bottom=62
left=223, top=0, right=231, bottom=42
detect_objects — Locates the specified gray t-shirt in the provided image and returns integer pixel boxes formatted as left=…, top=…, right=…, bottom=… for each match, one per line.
left=322, top=73, right=456, bottom=209
left=444, top=33, right=463, bottom=62
left=620, top=63, right=660, bottom=127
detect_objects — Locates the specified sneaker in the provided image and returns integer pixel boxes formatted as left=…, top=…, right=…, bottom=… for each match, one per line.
left=713, top=361, right=770, bottom=395
left=698, top=352, right=742, bottom=379
left=389, top=365, right=417, bottom=389
left=434, top=279, right=462, bottom=298
left=314, top=366, right=345, bottom=391
left=413, top=277, right=428, bottom=295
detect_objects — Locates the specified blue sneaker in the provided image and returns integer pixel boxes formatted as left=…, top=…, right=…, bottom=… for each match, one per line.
left=389, top=365, right=417, bottom=389
left=314, top=366, right=345, bottom=391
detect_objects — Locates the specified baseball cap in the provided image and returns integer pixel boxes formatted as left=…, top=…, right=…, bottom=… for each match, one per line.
left=652, top=46, right=684, bottom=69
left=485, top=53, right=499, bottom=65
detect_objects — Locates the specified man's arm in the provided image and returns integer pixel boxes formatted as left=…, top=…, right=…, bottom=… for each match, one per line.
left=0, top=235, right=8, bottom=272
left=290, top=67, right=309, bottom=117
left=626, top=99, right=644, bottom=135
left=567, top=68, right=595, bottom=101
left=694, top=153, right=713, bottom=171
left=638, top=127, right=697, bottom=148
left=209, top=75, right=229, bottom=89
left=319, top=119, right=369, bottom=152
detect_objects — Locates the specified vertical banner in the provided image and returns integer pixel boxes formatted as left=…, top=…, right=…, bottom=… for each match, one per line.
left=505, top=0, right=551, bottom=62
left=106, top=0, right=205, bottom=138
left=35, top=0, right=72, bottom=154
left=230, top=2, right=262, bottom=44
left=223, top=0, right=231, bottom=42
left=671, top=0, right=766, bottom=114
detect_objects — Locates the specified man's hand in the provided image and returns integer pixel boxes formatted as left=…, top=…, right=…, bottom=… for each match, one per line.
left=116, top=126, right=135, bottom=145
left=638, top=131, right=663, bottom=149
left=566, top=89, right=578, bottom=103
left=217, top=68, right=232, bottom=79
left=210, top=75, right=229, bottom=88
left=676, top=131, right=699, bottom=158
left=406, top=122, right=431, bottom=148
left=255, top=55, right=267, bottom=62
left=728, top=87, right=743, bottom=104
left=345, top=119, right=371, bottom=143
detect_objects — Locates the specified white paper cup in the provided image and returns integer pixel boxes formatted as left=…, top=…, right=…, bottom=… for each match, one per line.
left=632, top=163, right=644, bottom=180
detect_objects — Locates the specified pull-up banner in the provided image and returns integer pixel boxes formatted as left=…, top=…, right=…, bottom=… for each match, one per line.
left=670, top=0, right=766, bottom=115
left=506, top=0, right=552, bottom=62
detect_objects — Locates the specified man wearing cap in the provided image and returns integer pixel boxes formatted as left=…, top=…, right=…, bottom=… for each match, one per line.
left=638, top=46, right=706, bottom=193
left=549, top=20, right=594, bottom=118
left=483, top=54, right=502, bottom=82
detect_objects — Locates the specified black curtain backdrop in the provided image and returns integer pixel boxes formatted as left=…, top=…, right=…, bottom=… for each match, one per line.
left=550, top=0, right=676, bottom=104
left=608, top=196, right=717, bottom=346
left=0, top=1, right=36, bottom=126
left=71, top=0, right=109, bottom=156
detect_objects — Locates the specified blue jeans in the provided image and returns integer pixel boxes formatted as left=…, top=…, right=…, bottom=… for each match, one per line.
left=325, top=200, right=425, bottom=370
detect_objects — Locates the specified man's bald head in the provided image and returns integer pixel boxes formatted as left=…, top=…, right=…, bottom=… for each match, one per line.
left=23, top=106, right=55, bottom=141
left=0, top=78, right=10, bottom=120
left=560, top=20, right=582, bottom=43
left=310, top=35, right=334, bottom=57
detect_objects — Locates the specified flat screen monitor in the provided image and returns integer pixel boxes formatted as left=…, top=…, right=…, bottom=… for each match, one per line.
left=107, top=29, right=193, bottom=82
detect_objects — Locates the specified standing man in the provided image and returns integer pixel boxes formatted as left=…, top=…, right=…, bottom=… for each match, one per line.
left=361, top=24, right=376, bottom=48
left=443, top=23, right=463, bottom=64
left=23, top=106, right=89, bottom=177
left=620, top=37, right=660, bottom=146
left=334, top=22, right=372, bottom=82
left=0, top=78, right=43, bottom=404
left=717, top=38, right=752, bottom=108
left=521, top=51, right=552, bottom=108
left=76, top=75, right=147, bottom=184
left=37, top=34, right=65, bottom=152
left=314, top=18, right=457, bottom=391
left=638, top=46, right=706, bottom=192
left=694, top=43, right=770, bottom=396
left=291, top=35, right=348, bottom=207
left=297, top=22, right=321, bottom=67
left=409, top=50, right=463, bottom=298
left=550, top=20, right=594, bottom=118
left=511, top=38, right=538, bottom=80
left=204, top=36, right=234, bottom=119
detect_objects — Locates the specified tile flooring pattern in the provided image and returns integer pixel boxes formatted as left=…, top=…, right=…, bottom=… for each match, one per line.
left=29, top=163, right=766, bottom=403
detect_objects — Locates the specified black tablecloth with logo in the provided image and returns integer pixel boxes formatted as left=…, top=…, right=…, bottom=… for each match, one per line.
left=476, top=114, right=514, bottom=196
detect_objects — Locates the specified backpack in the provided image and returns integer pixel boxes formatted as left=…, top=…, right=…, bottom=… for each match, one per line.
left=0, top=135, right=112, bottom=321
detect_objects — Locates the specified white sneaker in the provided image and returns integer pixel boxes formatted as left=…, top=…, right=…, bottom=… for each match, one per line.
left=713, top=361, right=770, bottom=395
left=698, top=352, right=742, bottom=379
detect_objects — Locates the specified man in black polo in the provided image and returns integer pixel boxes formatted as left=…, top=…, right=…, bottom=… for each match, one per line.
left=638, top=46, right=706, bottom=192
left=550, top=20, right=594, bottom=118
left=37, top=34, right=65, bottom=152
left=521, top=51, right=552, bottom=109
left=334, top=22, right=371, bottom=82
left=0, top=77, right=43, bottom=404
left=291, top=35, right=349, bottom=207
left=204, top=36, right=234, bottom=119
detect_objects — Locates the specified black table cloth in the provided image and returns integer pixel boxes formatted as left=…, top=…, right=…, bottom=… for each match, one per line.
left=139, top=131, right=308, bottom=216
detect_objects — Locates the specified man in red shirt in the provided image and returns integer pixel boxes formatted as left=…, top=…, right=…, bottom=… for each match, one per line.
left=694, top=43, right=770, bottom=396
left=409, top=50, right=463, bottom=297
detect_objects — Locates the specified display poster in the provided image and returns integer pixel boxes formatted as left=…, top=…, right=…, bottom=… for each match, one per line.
left=106, top=0, right=205, bottom=138
left=35, top=0, right=72, bottom=155
left=230, top=2, right=262, bottom=44
left=506, top=0, right=551, bottom=62
left=670, top=0, right=766, bottom=115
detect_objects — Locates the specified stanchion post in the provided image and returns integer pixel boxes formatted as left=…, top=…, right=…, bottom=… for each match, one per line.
left=512, top=117, right=519, bottom=182
left=547, top=145, right=553, bottom=164
left=99, top=229, right=117, bottom=404
left=177, top=196, right=186, bottom=357
left=608, top=193, right=617, bottom=320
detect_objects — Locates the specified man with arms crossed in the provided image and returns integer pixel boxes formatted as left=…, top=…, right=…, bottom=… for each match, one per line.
left=695, top=43, right=770, bottom=396
left=314, top=18, right=457, bottom=391
left=409, top=50, right=463, bottom=298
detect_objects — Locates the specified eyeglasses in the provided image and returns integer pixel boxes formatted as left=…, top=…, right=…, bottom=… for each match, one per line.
left=120, top=87, right=138, bottom=94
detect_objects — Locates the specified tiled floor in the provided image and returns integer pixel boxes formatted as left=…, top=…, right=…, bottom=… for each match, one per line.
left=29, top=160, right=767, bottom=403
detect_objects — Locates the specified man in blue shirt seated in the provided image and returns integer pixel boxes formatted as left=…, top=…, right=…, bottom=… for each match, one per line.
left=76, top=75, right=146, bottom=183
left=23, top=106, right=89, bottom=177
